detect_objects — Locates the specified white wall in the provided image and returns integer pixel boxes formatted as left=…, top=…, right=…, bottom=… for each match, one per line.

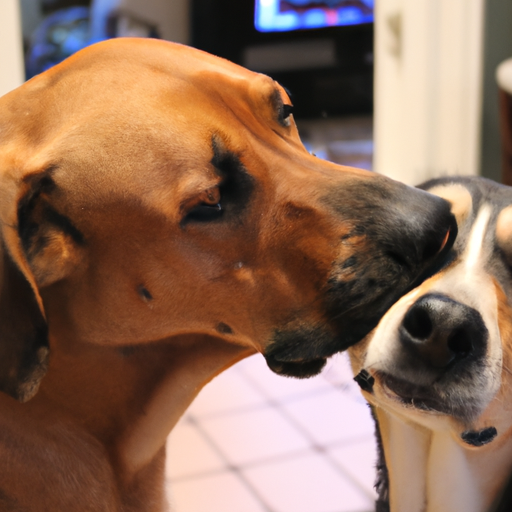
left=0, top=0, right=25, bottom=97
left=373, top=0, right=485, bottom=185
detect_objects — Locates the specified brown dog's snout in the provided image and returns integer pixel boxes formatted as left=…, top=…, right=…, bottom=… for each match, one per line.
left=400, top=294, right=488, bottom=369
left=321, top=183, right=458, bottom=354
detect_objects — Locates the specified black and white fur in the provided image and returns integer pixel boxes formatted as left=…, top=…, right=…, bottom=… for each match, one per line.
left=350, top=176, right=512, bottom=512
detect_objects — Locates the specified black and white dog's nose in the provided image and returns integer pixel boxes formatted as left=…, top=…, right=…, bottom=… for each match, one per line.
left=400, top=294, right=488, bottom=369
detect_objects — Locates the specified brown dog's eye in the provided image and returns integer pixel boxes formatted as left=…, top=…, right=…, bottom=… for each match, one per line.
left=183, top=187, right=223, bottom=223
left=282, top=104, right=293, bottom=119
left=279, top=104, right=294, bottom=126
left=187, top=202, right=223, bottom=222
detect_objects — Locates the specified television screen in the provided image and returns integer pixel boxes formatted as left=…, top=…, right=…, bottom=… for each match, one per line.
left=255, top=0, right=374, bottom=32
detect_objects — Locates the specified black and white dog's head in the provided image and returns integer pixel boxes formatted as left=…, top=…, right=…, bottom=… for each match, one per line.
left=350, top=176, right=512, bottom=447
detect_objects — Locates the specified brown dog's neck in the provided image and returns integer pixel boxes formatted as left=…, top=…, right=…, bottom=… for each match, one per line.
left=30, top=335, right=253, bottom=485
left=116, top=338, right=254, bottom=477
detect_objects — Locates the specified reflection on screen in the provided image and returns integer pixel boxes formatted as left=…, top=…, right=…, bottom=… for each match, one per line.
left=255, top=0, right=374, bottom=32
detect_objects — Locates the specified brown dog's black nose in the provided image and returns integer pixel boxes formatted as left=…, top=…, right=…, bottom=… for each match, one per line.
left=400, top=294, right=488, bottom=369
left=323, top=180, right=458, bottom=352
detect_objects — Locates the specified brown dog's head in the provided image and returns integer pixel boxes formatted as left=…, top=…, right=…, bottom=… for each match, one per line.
left=0, top=39, right=455, bottom=401
left=350, top=176, right=512, bottom=448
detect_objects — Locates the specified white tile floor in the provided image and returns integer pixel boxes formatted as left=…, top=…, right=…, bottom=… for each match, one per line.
left=166, top=353, right=378, bottom=512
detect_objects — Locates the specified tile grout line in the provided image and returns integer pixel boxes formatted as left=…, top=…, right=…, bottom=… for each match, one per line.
left=187, top=383, right=339, bottom=422
left=169, top=433, right=373, bottom=484
left=183, top=415, right=277, bottom=512
left=169, top=355, right=376, bottom=509
left=239, top=366, right=378, bottom=504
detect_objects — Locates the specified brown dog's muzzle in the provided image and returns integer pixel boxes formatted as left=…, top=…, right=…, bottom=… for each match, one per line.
left=265, top=178, right=457, bottom=378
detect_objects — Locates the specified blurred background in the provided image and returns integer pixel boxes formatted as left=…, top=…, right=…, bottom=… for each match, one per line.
left=1, top=1, right=512, bottom=511
left=2, top=0, right=512, bottom=184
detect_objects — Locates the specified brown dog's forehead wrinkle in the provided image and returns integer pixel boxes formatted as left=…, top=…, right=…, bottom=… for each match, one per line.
left=41, top=123, right=219, bottom=221
left=188, top=69, right=301, bottom=150
left=1, top=47, right=257, bottom=158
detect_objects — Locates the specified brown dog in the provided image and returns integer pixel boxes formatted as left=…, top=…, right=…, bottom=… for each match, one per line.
left=0, top=38, right=455, bottom=511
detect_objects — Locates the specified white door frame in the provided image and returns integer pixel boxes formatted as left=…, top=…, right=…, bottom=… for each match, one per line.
left=0, top=0, right=24, bottom=98
left=373, top=0, right=485, bottom=185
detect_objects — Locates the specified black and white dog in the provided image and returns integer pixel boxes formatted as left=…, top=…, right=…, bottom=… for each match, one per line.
left=350, top=177, right=512, bottom=512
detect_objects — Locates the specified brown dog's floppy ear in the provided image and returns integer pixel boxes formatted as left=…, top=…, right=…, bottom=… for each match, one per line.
left=0, top=177, right=49, bottom=403
left=0, top=242, right=48, bottom=402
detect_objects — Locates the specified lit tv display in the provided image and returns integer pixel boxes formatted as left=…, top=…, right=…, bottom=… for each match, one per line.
left=255, top=0, right=374, bottom=32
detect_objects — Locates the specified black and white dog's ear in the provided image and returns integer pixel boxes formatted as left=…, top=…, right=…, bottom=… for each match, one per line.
left=425, top=182, right=473, bottom=227
left=496, top=205, right=512, bottom=266
left=0, top=175, right=49, bottom=402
